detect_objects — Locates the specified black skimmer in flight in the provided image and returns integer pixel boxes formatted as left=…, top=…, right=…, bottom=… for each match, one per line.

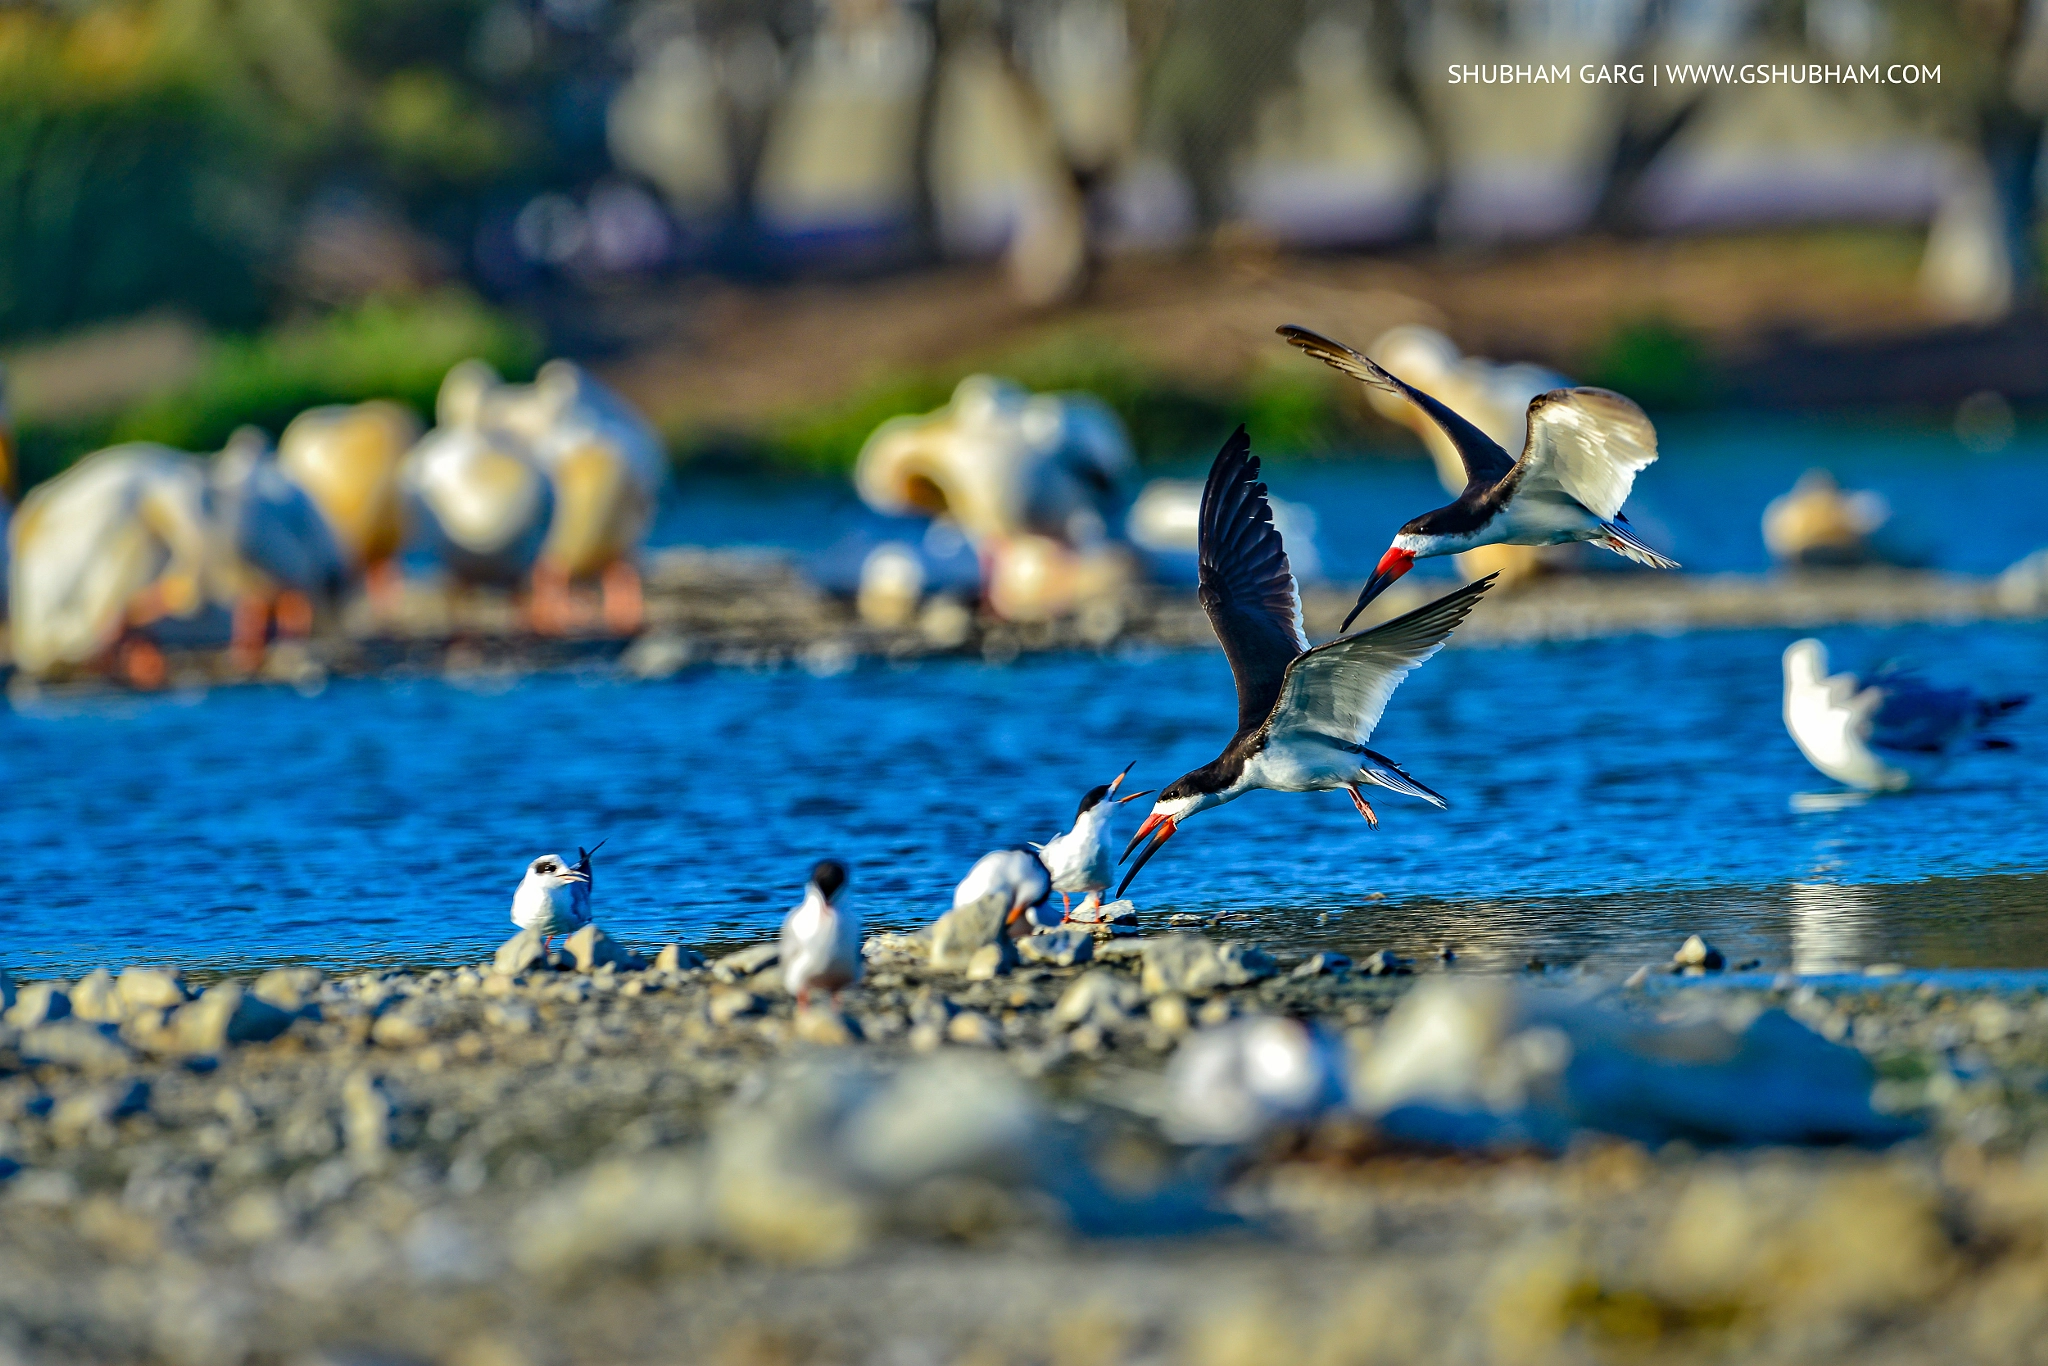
left=1278, top=324, right=1677, bottom=629
left=1117, top=427, right=1494, bottom=897
left=1031, top=762, right=1152, bottom=916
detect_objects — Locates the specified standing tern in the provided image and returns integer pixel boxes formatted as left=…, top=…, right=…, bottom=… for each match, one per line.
left=780, top=859, right=862, bottom=1006
left=510, top=851, right=593, bottom=951
left=1278, top=324, right=1677, bottom=628
left=953, top=847, right=1056, bottom=934
left=1117, top=427, right=1494, bottom=898
left=1031, top=763, right=1152, bottom=916
left=1783, top=639, right=2030, bottom=792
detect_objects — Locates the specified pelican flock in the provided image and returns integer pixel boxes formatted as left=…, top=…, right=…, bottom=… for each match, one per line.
left=7, top=352, right=667, bottom=685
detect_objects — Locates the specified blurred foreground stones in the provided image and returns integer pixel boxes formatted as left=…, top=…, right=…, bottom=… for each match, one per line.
left=7, top=925, right=2048, bottom=1364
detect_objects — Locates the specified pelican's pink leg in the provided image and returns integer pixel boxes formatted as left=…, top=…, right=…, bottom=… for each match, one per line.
left=600, top=560, right=644, bottom=636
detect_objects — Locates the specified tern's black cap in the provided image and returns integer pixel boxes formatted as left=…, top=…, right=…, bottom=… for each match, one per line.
left=1075, top=783, right=1111, bottom=818
left=810, top=860, right=849, bottom=900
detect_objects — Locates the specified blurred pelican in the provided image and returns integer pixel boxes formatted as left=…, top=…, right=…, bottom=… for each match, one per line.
left=457, top=359, right=666, bottom=633
left=1782, top=638, right=2029, bottom=792
left=401, top=380, right=554, bottom=589
left=9, top=443, right=210, bottom=685
left=857, top=375, right=1132, bottom=544
left=207, top=427, right=347, bottom=670
left=277, top=400, right=421, bottom=608
left=1357, top=325, right=1572, bottom=591
left=855, top=375, right=1135, bottom=621
left=1763, top=470, right=1890, bottom=567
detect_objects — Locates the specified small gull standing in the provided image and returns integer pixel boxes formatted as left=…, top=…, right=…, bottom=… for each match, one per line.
left=1783, top=638, right=2029, bottom=792
left=510, top=850, right=593, bottom=951
left=780, top=860, right=862, bottom=1005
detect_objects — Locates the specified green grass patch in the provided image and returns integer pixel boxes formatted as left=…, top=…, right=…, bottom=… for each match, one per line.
left=1582, top=315, right=1716, bottom=411
left=16, top=290, right=540, bottom=490
left=683, top=328, right=1368, bottom=475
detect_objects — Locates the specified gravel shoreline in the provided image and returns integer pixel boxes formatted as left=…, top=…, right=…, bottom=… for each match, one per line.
left=7, top=557, right=2042, bottom=696
left=6, top=916, right=2048, bottom=1366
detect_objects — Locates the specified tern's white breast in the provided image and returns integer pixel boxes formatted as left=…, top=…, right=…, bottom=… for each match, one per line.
left=512, top=879, right=585, bottom=936
left=781, top=890, right=862, bottom=994
left=1039, top=809, right=1112, bottom=893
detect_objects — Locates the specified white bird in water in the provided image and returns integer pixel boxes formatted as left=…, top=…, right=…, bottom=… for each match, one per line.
left=780, top=860, right=862, bottom=1006
left=1783, top=639, right=2029, bottom=792
left=1030, top=762, right=1151, bottom=917
left=510, top=845, right=597, bottom=950
left=1117, top=427, right=1493, bottom=898
left=1279, top=324, right=1676, bottom=627
left=952, top=847, right=1056, bottom=935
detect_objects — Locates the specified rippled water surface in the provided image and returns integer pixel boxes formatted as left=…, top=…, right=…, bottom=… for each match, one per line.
left=7, top=619, right=2044, bottom=978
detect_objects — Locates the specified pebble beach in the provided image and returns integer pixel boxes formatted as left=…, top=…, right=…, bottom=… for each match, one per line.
left=8, top=908, right=2048, bottom=1366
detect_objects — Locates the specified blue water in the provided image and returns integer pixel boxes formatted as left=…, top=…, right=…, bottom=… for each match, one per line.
left=6, top=619, right=2043, bottom=979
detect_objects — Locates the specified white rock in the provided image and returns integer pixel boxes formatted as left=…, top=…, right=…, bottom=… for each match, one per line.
left=1050, top=971, right=1138, bottom=1029
left=68, top=969, right=128, bottom=1022
left=252, top=967, right=323, bottom=1011
left=712, top=943, right=780, bottom=983
left=928, top=893, right=1009, bottom=972
left=4, top=982, right=70, bottom=1029
left=565, top=925, right=643, bottom=973
left=1165, top=1016, right=1346, bottom=1144
left=18, top=1020, right=135, bottom=1071
left=173, top=983, right=296, bottom=1052
left=1017, top=929, right=1094, bottom=967
left=116, top=967, right=188, bottom=1010
left=493, top=929, right=548, bottom=977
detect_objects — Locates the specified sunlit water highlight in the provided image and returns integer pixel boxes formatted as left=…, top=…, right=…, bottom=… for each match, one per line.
left=6, top=620, right=2043, bottom=979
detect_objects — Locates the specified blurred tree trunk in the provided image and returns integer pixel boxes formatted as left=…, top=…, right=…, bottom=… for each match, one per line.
left=1143, top=0, right=1306, bottom=232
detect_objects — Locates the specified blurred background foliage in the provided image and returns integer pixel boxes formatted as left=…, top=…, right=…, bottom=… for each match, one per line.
left=0, top=0, right=2041, bottom=482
